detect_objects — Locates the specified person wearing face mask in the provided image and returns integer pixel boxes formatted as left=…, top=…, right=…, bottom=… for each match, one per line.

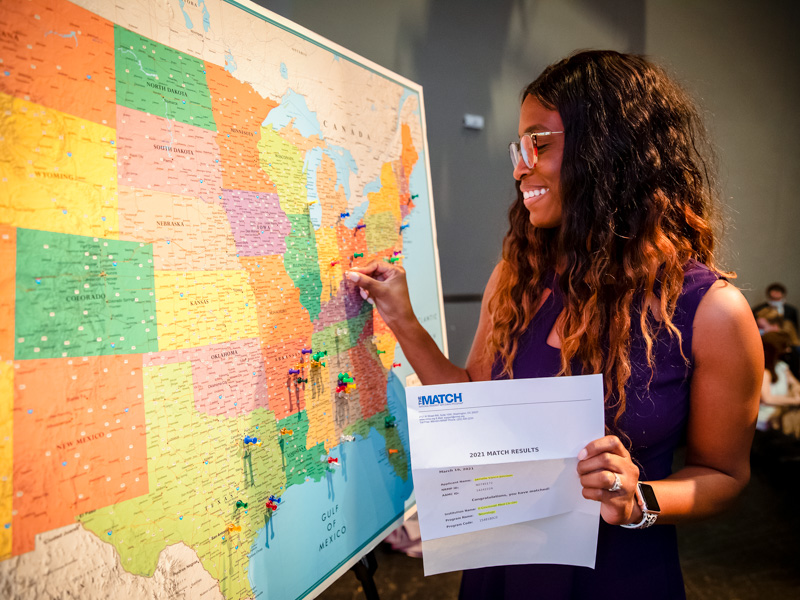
left=347, top=51, right=761, bottom=599
left=753, top=283, right=799, bottom=331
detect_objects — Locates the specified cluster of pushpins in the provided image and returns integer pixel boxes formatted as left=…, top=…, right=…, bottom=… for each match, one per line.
left=289, top=349, right=327, bottom=378
left=311, top=350, right=327, bottom=366
left=385, top=415, right=397, bottom=429
left=226, top=493, right=283, bottom=537
left=336, top=372, right=356, bottom=395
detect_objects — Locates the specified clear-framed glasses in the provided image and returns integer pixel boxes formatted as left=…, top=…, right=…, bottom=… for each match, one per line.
left=509, top=131, right=564, bottom=169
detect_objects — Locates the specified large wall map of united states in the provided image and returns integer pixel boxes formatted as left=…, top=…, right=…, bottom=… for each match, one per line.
left=0, top=1, right=417, bottom=597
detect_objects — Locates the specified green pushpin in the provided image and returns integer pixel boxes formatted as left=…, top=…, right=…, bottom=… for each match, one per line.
left=385, top=415, right=397, bottom=428
left=376, top=349, right=386, bottom=355
left=386, top=257, right=400, bottom=263
left=236, top=500, right=248, bottom=509
left=312, top=351, right=327, bottom=361
left=353, top=252, right=364, bottom=258
left=297, top=377, right=308, bottom=384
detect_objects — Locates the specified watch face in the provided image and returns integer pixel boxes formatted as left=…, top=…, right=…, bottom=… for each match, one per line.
left=639, top=483, right=661, bottom=513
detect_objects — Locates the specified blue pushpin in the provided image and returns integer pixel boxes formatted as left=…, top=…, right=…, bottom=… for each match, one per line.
left=340, top=212, right=350, bottom=218
left=301, top=348, right=312, bottom=355
left=355, top=224, right=366, bottom=230
left=268, top=494, right=282, bottom=504
left=288, top=368, right=300, bottom=375
left=244, top=435, right=260, bottom=445
left=400, top=223, right=410, bottom=231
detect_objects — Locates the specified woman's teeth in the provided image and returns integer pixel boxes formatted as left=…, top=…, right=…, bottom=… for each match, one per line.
left=523, top=188, right=549, bottom=199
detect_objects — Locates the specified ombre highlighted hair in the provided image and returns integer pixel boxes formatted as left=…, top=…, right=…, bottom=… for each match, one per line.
left=487, top=50, right=728, bottom=425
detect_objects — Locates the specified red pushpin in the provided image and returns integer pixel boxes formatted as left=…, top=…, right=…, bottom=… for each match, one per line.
left=327, top=456, right=339, bottom=464
left=392, top=362, right=401, bottom=368
left=266, top=500, right=278, bottom=511
left=330, top=260, right=340, bottom=266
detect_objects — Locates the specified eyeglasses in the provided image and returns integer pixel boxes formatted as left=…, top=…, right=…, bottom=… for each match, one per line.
left=509, top=131, right=564, bottom=169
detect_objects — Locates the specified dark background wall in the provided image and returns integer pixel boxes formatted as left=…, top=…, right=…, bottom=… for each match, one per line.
left=255, top=0, right=800, bottom=366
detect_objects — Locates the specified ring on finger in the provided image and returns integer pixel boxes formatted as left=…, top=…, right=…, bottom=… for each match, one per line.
left=607, top=472, right=622, bottom=493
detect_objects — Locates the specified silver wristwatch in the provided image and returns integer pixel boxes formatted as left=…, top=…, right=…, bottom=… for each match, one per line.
left=621, top=482, right=660, bottom=529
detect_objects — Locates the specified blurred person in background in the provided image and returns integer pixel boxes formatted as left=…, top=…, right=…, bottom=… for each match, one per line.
left=753, top=282, right=798, bottom=330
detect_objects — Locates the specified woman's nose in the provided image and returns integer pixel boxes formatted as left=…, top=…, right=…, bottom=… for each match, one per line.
left=513, top=157, right=532, bottom=181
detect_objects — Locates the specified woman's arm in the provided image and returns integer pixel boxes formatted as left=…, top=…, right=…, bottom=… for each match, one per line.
left=578, top=279, right=762, bottom=525
left=648, top=279, right=762, bottom=523
left=347, top=262, right=502, bottom=384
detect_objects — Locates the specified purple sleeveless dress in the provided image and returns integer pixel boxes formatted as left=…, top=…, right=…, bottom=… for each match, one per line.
left=459, top=261, right=720, bottom=600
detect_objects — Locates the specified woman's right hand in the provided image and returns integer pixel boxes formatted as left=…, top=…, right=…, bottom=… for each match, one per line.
left=347, top=262, right=415, bottom=329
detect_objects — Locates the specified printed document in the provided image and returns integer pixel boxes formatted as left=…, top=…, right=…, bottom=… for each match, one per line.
left=406, top=374, right=604, bottom=574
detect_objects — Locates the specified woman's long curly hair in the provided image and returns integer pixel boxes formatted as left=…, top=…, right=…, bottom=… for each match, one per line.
left=487, top=50, right=727, bottom=425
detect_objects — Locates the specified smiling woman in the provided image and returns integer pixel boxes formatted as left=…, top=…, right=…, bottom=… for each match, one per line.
left=347, top=50, right=761, bottom=600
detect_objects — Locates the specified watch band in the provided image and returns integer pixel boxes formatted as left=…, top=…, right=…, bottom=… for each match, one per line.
left=621, top=510, right=658, bottom=529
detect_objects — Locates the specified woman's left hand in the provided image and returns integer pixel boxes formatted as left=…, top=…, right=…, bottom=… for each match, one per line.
left=577, top=435, right=641, bottom=526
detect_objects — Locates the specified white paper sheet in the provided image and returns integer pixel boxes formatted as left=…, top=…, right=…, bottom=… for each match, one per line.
left=405, top=374, right=605, bottom=575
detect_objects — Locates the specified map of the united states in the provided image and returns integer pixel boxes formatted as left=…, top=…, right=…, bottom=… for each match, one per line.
left=0, top=1, right=444, bottom=598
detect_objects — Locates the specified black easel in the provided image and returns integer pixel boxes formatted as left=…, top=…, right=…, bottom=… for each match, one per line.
left=350, top=549, right=380, bottom=600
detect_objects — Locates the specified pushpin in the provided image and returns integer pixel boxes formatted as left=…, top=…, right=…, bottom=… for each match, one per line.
left=346, top=383, right=356, bottom=391
left=340, top=212, right=350, bottom=218
left=338, top=372, right=353, bottom=382
left=244, top=435, right=261, bottom=446
left=296, top=377, right=308, bottom=384
left=385, top=415, right=397, bottom=428
left=341, top=434, right=355, bottom=442
left=294, top=362, right=305, bottom=369
left=327, top=456, right=339, bottom=464
left=227, top=524, right=242, bottom=532
left=330, top=260, right=340, bottom=266
left=411, top=194, right=419, bottom=199
left=280, top=427, right=293, bottom=436
left=388, top=449, right=399, bottom=454
left=355, top=224, right=366, bottom=230
left=336, top=383, right=348, bottom=394
left=392, top=362, right=402, bottom=368
left=268, top=494, right=282, bottom=505
left=266, top=500, right=278, bottom=511
left=306, top=199, right=317, bottom=205
left=312, top=351, right=328, bottom=362
left=386, top=257, right=401, bottom=263
left=393, top=251, right=402, bottom=256
left=313, top=360, right=326, bottom=367
left=353, top=252, right=364, bottom=259
left=288, top=368, right=300, bottom=375
left=236, top=500, right=248, bottom=509
left=301, top=348, right=312, bottom=355
left=376, top=349, right=386, bottom=355
left=400, top=223, right=410, bottom=231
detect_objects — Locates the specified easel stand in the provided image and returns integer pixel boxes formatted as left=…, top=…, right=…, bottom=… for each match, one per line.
left=350, top=550, right=380, bottom=600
